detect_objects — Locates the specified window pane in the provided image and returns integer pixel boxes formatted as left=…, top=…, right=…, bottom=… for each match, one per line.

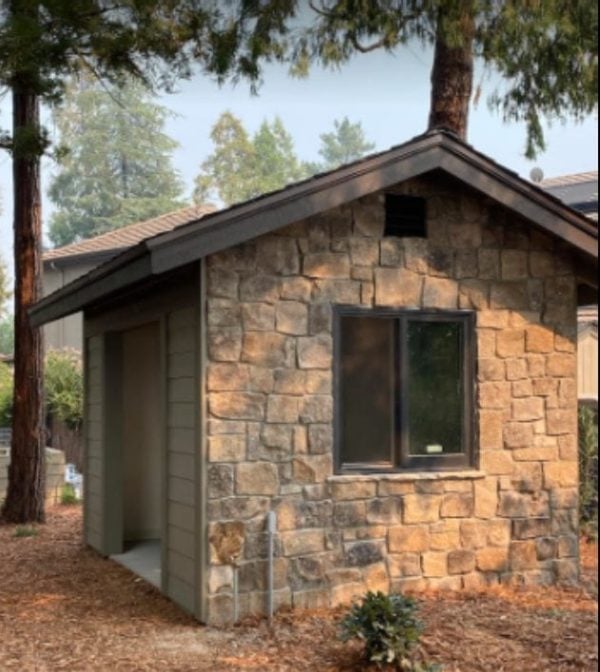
left=407, top=320, right=463, bottom=456
left=340, top=316, right=395, bottom=465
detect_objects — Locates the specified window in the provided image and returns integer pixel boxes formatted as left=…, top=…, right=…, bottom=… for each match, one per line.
left=334, top=308, right=475, bottom=472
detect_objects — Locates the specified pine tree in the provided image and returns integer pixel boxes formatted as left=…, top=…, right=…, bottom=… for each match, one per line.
left=317, top=117, right=375, bottom=170
left=232, top=0, right=598, bottom=158
left=48, top=75, right=185, bottom=247
left=194, top=112, right=310, bottom=206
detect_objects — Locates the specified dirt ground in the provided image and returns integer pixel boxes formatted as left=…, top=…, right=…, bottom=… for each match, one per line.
left=0, top=506, right=597, bottom=672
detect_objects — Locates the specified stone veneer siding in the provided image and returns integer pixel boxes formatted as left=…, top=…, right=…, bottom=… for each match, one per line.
left=204, top=176, right=579, bottom=626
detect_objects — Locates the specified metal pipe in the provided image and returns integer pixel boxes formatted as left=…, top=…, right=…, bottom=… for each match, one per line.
left=266, top=510, right=277, bottom=623
left=233, top=564, right=239, bottom=624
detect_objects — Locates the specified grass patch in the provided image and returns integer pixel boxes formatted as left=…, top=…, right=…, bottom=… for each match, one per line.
left=14, top=525, right=38, bottom=538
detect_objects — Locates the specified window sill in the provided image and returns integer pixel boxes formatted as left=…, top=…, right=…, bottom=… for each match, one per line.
left=328, top=470, right=485, bottom=484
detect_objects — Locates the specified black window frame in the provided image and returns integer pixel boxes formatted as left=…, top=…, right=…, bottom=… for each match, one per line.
left=333, top=306, right=477, bottom=474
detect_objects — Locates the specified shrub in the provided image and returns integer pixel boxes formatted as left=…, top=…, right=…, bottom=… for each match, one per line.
left=45, top=349, right=83, bottom=430
left=0, top=361, right=13, bottom=427
left=60, top=483, right=80, bottom=505
left=340, top=591, right=437, bottom=670
left=14, top=525, right=38, bottom=538
left=578, top=404, right=598, bottom=536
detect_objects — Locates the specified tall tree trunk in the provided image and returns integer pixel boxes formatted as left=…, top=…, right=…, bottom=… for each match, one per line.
left=428, top=10, right=475, bottom=139
left=1, top=84, right=45, bottom=524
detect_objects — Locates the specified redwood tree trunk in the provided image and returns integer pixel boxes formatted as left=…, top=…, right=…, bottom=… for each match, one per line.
left=1, top=84, right=46, bottom=523
left=428, top=11, right=475, bottom=139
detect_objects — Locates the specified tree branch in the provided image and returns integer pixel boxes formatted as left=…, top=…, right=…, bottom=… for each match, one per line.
left=349, top=35, right=389, bottom=53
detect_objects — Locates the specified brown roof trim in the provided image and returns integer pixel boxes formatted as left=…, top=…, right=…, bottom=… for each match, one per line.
left=30, top=130, right=598, bottom=327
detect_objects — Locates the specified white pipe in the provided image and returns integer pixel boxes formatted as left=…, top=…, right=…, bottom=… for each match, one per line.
left=266, top=510, right=277, bottom=622
left=233, top=565, right=239, bottom=624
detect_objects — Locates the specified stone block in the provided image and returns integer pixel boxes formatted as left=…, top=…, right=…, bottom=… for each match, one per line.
left=208, top=435, right=246, bottom=462
left=207, top=363, right=249, bottom=392
left=299, top=395, right=333, bottom=423
left=429, top=520, right=460, bottom=550
left=308, top=303, right=332, bottom=334
left=478, top=359, right=505, bottom=382
left=543, top=460, right=578, bottom=488
left=501, top=250, right=528, bottom=280
left=207, top=594, right=234, bottom=627
left=480, top=450, right=513, bottom=476
left=558, top=435, right=577, bottom=461
left=292, top=455, right=332, bottom=484
left=378, top=480, right=415, bottom=496
left=505, top=358, right=528, bottom=380
left=272, top=368, right=305, bottom=395
left=313, top=279, right=361, bottom=304
left=512, top=517, right=551, bottom=539
left=403, top=494, right=441, bottom=524
left=546, top=409, right=575, bottom=436
left=256, top=236, right=300, bottom=275
left=303, top=253, right=350, bottom=279
left=546, top=353, right=576, bottom=377
left=532, top=378, right=557, bottom=397
left=388, top=526, right=430, bottom=553
left=207, top=267, right=239, bottom=299
left=525, top=325, right=554, bottom=353
left=455, top=250, right=479, bottom=279
left=353, top=200, right=384, bottom=237
left=330, top=582, right=364, bottom=608
left=210, top=392, right=265, bottom=421
left=459, top=520, right=487, bottom=550
left=208, top=565, right=234, bottom=594
left=281, top=529, right=325, bottom=556
left=479, top=410, right=503, bottom=450
left=509, top=540, right=538, bottom=570
left=266, top=395, right=299, bottom=423
left=345, top=541, right=384, bottom=567
left=512, top=445, right=558, bottom=461
left=535, top=537, right=558, bottom=561
left=330, top=480, right=377, bottom=500
left=474, top=479, right=498, bottom=518
left=241, top=302, right=275, bottom=331
left=308, top=424, right=333, bottom=454
left=479, top=249, right=500, bottom=279
left=236, top=462, right=279, bottom=495
left=553, top=558, right=578, bottom=583
left=557, top=534, right=578, bottom=558
left=207, top=327, right=242, bottom=362
left=512, top=397, right=544, bottom=421
left=477, top=310, right=509, bottom=329
left=490, top=281, right=530, bottom=310
left=476, top=547, right=509, bottom=572
left=440, top=493, right=474, bottom=517
left=503, top=422, right=534, bottom=448
left=349, top=238, right=379, bottom=266
left=427, top=248, right=454, bottom=277
left=239, top=275, right=280, bottom=303
left=374, top=267, right=423, bottom=307
left=260, top=424, right=293, bottom=454
left=297, top=335, right=332, bottom=370
left=448, top=220, right=481, bottom=248
left=362, top=562, right=390, bottom=593
left=422, top=277, right=458, bottom=308
left=448, top=550, right=476, bottom=575
left=241, top=332, right=292, bottom=367
left=207, top=299, right=241, bottom=328
left=422, top=551, right=447, bottom=577
left=366, top=498, right=402, bottom=525
left=292, top=588, right=331, bottom=610
left=208, top=464, right=234, bottom=499
left=305, top=370, right=332, bottom=394
left=334, top=501, right=366, bottom=527
left=529, top=251, right=555, bottom=277
left=388, top=553, right=422, bottom=577
left=379, top=237, right=404, bottom=267
left=280, top=276, right=312, bottom=302
left=477, top=329, right=496, bottom=357
left=478, top=381, right=511, bottom=409
left=496, top=330, right=525, bottom=358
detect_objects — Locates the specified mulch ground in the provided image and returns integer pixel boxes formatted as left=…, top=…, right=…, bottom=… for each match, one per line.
left=0, top=506, right=597, bottom=671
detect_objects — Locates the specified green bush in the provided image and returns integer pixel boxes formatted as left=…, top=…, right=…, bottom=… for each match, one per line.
left=578, top=404, right=598, bottom=536
left=340, top=591, right=437, bottom=670
left=14, top=525, right=38, bottom=538
left=0, top=361, right=13, bottom=427
left=45, top=349, right=83, bottom=430
left=60, top=483, right=80, bottom=505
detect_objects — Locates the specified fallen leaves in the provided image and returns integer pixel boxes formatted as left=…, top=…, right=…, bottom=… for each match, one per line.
left=0, top=507, right=597, bottom=671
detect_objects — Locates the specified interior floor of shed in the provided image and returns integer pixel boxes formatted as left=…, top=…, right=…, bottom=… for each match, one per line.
left=111, top=539, right=161, bottom=588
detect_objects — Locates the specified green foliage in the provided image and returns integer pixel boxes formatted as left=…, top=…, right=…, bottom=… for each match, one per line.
left=317, top=117, right=375, bottom=170
left=60, top=483, right=80, bottom=506
left=0, top=361, right=12, bottom=427
left=0, top=315, right=14, bottom=356
left=194, top=111, right=310, bottom=206
left=0, top=255, right=10, bottom=318
left=14, top=525, right=38, bottom=538
left=578, top=404, right=598, bottom=535
left=340, top=591, right=434, bottom=669
left=232, top=0, right=598, bottom=158
left=48, top=74, right=185, bottom=246
left=194, top=112, right=375, bottom=206
left=44, top=350, right=83, bottom=431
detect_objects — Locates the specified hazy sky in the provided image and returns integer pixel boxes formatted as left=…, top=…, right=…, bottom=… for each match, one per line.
left=0, top=46, right=598, bottom=283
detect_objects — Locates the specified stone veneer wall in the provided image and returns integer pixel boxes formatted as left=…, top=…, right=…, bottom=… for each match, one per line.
left=204, top=176, right=579, bottom=626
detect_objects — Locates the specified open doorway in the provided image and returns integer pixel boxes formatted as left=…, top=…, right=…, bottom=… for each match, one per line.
left=111, top=321, right=162, bottom=588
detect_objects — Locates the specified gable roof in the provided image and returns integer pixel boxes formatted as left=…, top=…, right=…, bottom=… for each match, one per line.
left=43, top=204, right=216, bottom=265
left=540, top=171, right=598, bottom=222
left=30, top=129, right=598, bottom=328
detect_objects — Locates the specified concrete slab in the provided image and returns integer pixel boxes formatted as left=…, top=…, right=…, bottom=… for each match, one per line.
left=112, top=540, right=161, bottom=588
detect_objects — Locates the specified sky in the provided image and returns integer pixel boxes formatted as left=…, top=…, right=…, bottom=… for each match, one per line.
left=0, top=45, right=598, bottom=285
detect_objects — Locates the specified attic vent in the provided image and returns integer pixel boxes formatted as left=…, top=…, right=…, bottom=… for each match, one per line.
left=384, top=194, right=426, bottom=238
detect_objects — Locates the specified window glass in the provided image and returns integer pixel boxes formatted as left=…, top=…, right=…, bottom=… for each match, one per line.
left=340, top=315, right=395, bottom=465
left=406, top=320, right=463, bottom=456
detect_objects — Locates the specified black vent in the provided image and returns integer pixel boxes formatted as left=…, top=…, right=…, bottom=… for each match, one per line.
left=384, top=194, right=426, bottom=237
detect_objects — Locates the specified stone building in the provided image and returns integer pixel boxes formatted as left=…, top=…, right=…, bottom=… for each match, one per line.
left=32, top=130, right=598, bottom=626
